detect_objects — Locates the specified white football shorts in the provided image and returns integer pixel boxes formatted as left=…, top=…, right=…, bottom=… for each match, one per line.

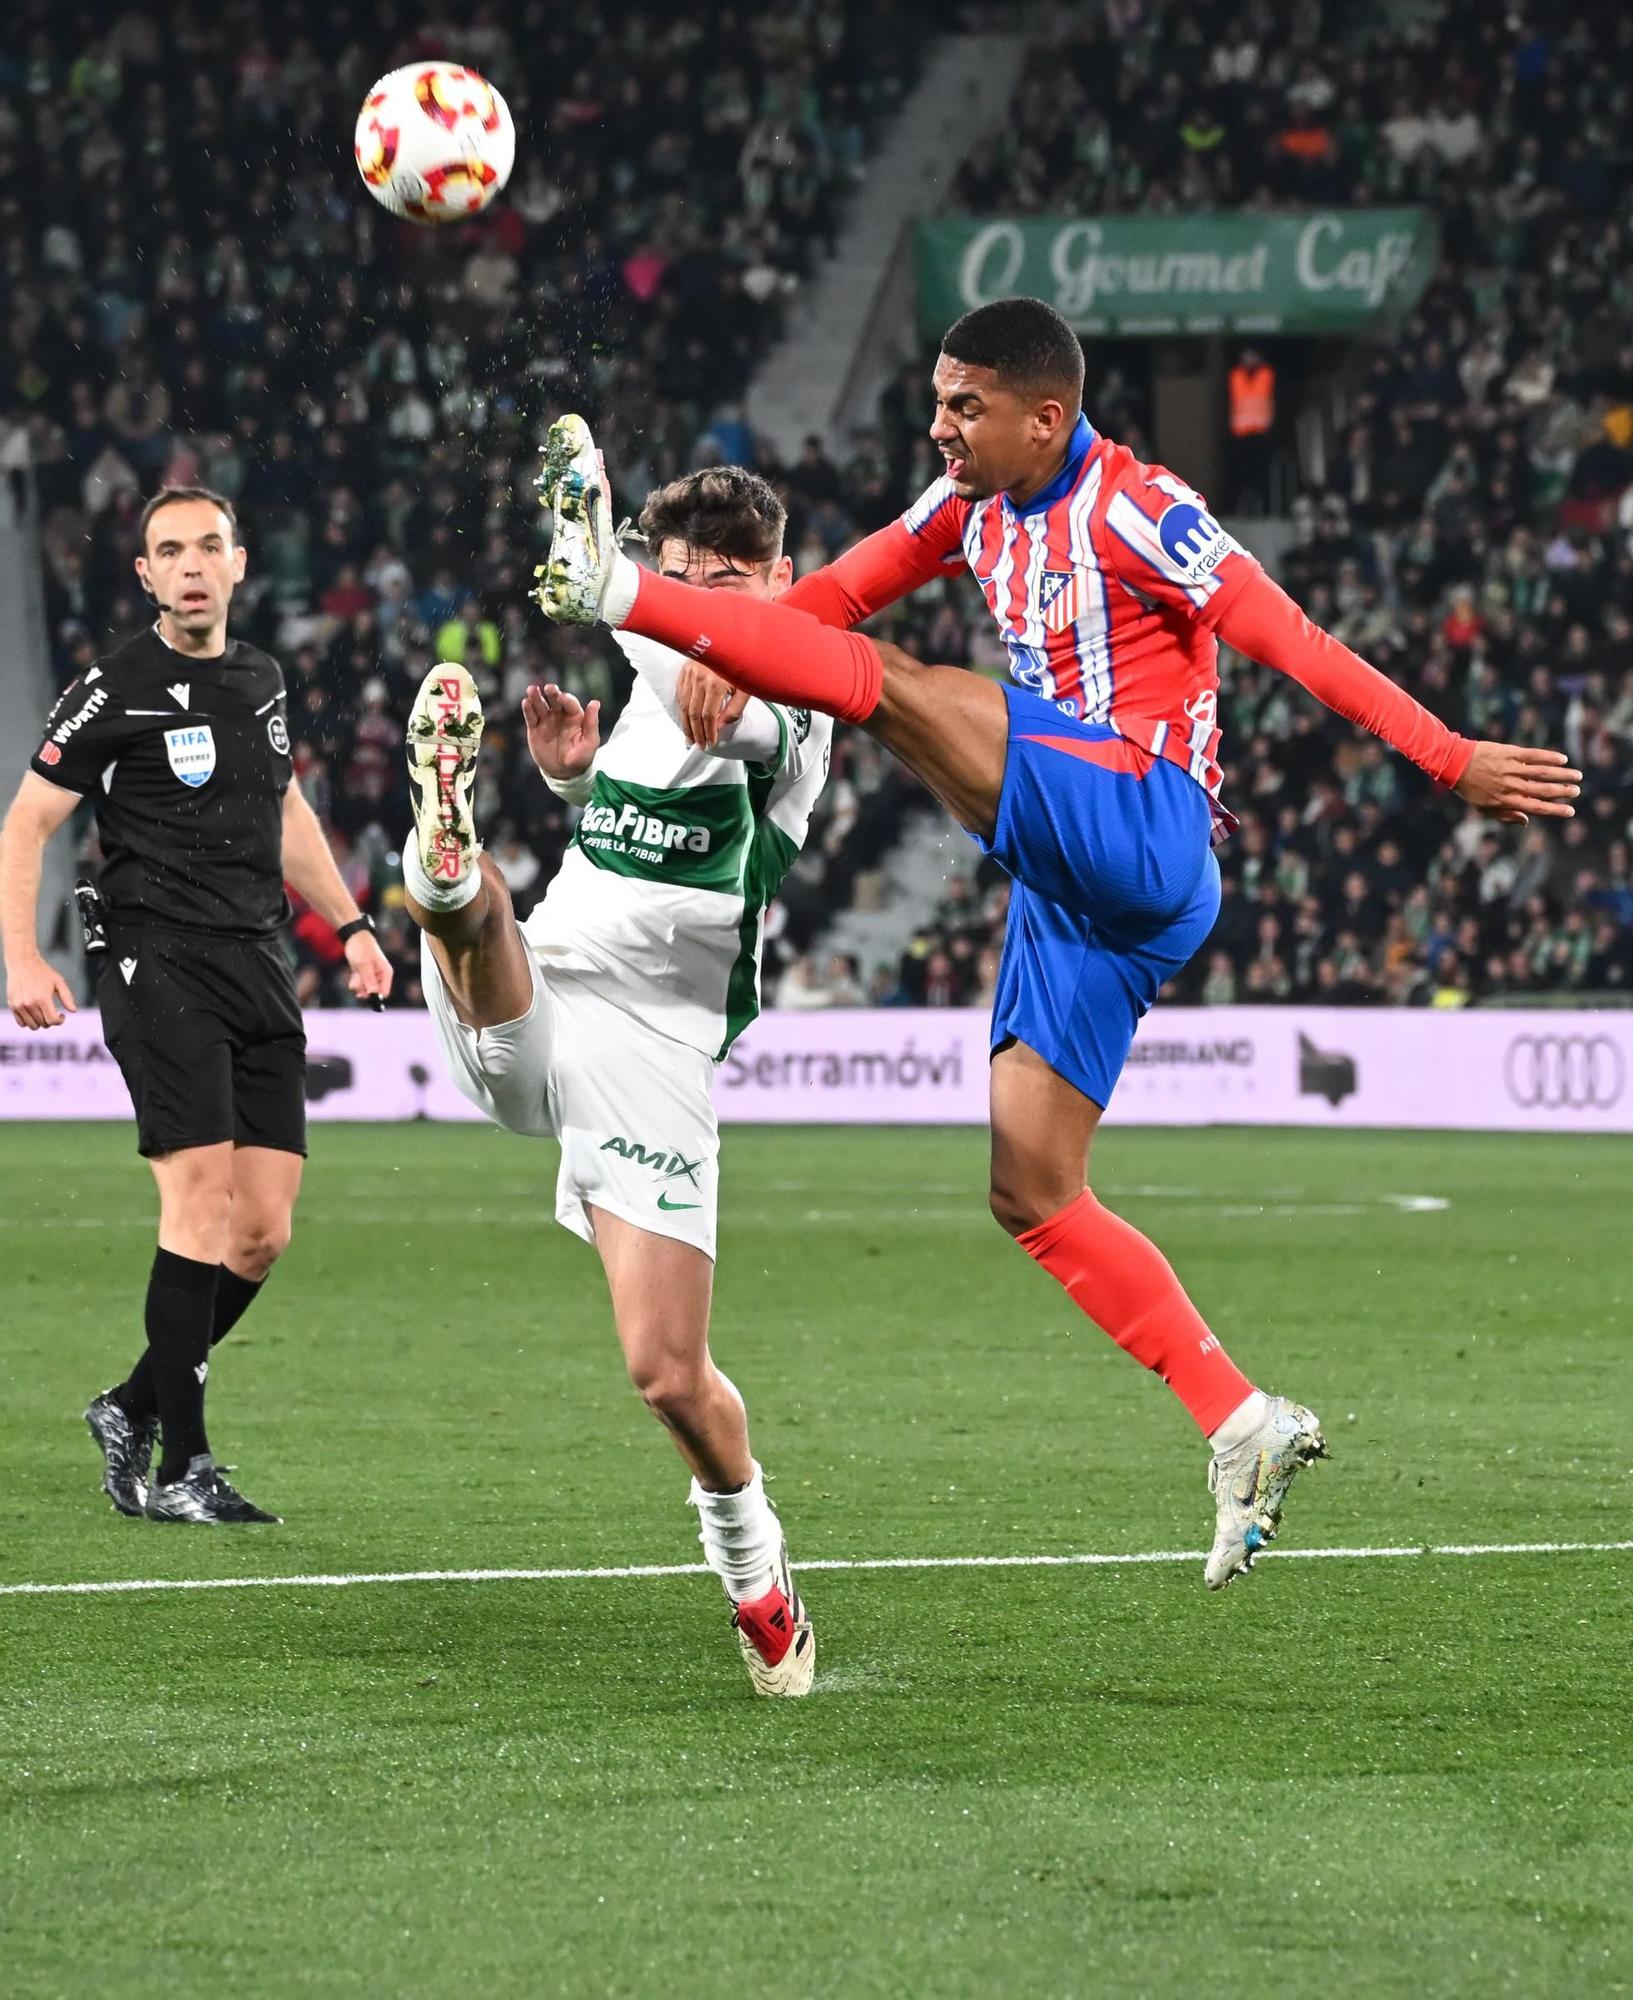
left=420, top=935, right=719, bottom=1258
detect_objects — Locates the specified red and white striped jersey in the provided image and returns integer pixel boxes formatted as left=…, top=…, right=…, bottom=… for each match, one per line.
left=896, top=417, right=1258, bottom=797
left=784, top=414, right=1473, bottom=815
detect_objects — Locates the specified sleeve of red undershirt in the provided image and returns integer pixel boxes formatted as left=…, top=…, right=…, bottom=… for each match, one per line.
left=1215, top=569, right=1474, bottom=787
left=783, top=477, right=969, bottom=629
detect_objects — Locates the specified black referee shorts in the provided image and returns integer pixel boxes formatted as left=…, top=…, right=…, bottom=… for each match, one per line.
left=97, top=924, right=308, bottom=1159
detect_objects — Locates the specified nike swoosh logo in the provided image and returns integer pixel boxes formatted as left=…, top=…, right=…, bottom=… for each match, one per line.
left=657, top=1193, right=701, bottom=1212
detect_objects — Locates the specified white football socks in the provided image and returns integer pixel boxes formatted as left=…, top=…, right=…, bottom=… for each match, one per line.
left=603, top=550, right=641, bottom=627
left=688, top=1462, right=782, bottom=1603
left=1209, top=1388, right=1271, bottom=1455
left=403, top=843, right=483, bottom=913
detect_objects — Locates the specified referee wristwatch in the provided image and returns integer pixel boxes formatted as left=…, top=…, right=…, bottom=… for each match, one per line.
left=336, top=914, right=376, bottom=943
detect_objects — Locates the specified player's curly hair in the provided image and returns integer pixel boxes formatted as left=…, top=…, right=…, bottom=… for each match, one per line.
left=637, top=466, right=786, bottom=567
left=942, top=297, right=1085, bottom=411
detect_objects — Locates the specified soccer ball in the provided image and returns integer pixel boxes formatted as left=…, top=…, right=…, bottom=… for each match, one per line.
left=354, top=62, right=515, bottom=224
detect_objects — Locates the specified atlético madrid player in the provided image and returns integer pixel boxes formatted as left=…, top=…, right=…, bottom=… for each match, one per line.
left=535, top=300, right=1581, bottom=1590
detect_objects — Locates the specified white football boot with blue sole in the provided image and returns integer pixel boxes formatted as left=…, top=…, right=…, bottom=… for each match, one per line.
left=1205, top=1396, right=1328, bottom=1590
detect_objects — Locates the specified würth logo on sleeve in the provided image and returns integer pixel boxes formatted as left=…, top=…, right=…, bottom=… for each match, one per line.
left=49, top=685, right=110, bottom=744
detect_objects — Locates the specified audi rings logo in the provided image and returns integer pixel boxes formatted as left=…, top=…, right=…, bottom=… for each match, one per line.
left=1504, top=1034, right=1625, bottom=1112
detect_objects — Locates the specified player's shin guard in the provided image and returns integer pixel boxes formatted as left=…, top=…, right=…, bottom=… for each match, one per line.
left=1017, top=1190, right=1254, bottom=1435
left=618, top=563, right=883, bottom=724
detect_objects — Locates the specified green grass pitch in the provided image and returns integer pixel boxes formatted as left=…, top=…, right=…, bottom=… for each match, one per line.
left=3, top=1120, right=1630, bottom=1998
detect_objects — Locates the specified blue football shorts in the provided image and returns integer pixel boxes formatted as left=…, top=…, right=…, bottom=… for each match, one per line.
left=977, top=683, right=1221, bottom=1110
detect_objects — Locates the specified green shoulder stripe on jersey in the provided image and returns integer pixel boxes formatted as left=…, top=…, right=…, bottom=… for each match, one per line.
left=745, top=816, right=800, bottom=912
left=718, top=758, right=802, bottom=1058
left=571, top=774, right=752, bottom=893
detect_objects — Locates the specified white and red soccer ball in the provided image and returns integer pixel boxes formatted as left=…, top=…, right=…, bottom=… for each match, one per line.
left=354, top=62, right=515, bottom=224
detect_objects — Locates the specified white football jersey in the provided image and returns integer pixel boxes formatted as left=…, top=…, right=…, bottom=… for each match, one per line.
left=524, top=632, right=833, bottom=1058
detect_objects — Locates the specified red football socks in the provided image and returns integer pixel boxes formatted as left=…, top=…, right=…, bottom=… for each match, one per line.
left=622, top=567, right=884, bottom=724
left=1017, top=1190, right=1254, bottom=1435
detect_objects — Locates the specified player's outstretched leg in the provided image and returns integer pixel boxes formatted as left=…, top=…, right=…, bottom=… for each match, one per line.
left=535, top=413, right=1016, bottom=846
left=534, top=413, right=884, bottom=725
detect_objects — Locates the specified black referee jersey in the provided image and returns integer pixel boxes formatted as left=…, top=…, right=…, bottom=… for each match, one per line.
left=30, top=625, right=294, bottom=932
left=29, top=625, right=309, bottom=1158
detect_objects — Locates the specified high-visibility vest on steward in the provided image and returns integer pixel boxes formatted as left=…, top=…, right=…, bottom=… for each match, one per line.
left=1229, top=363, right=1275, bottom=436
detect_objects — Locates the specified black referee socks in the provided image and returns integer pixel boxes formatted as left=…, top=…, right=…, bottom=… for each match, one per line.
left=145, top=1248, right=220, bottom=1484
left=211, top=1267, right=265, bottom=1349
left=116, top=1264, right=268, bottom=1428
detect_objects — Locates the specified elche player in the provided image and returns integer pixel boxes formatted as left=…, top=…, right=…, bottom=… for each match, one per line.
left=535, top=304, right=1579, bottom=1593
left=402, top=461, right=829, bottom=1695
left=0, top=486, right=392, bottom=1524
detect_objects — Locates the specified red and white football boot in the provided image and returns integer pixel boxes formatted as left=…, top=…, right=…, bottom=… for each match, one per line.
left=730, top=1540, right=815, bottom=1697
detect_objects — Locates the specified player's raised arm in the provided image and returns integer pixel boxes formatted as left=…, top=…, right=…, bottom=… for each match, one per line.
left=523, top=680, right=602, bottom=806
left=1096, top=473, right=1581, bottom=824
left=1212, top=569, right=1582, bottom=823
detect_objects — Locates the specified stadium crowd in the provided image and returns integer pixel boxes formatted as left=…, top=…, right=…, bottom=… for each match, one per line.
left=3, top=0, right=1631, bottom=1009
left=0, top=0, right=937, bottom=1002
left=848, top=0, right=1633, bottom=1012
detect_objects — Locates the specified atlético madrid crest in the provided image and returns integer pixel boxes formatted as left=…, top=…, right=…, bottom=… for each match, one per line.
left=164, top=724, right=216, bottom=788
left=1038, top=567, right=1084, bottom=633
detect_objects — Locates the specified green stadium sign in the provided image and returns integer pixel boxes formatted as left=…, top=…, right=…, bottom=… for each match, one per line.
left=915, top=211, right=1438, bottom=338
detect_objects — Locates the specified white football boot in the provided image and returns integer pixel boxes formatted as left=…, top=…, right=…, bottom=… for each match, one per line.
left=406, top=661, right=484, bottom=893
left=532, top=412, right=616, bottom=626
left=1205, top=1396, right=1328, bottom=1590
left=729, top=1539, right=816, bottom=1697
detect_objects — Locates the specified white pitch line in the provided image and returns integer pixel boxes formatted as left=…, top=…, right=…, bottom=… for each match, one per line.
left=2, top=1540, right=1629, bottom=1599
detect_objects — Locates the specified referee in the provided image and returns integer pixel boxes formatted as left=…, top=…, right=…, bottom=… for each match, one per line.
left=0, top=486, right=392, bottom=1523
